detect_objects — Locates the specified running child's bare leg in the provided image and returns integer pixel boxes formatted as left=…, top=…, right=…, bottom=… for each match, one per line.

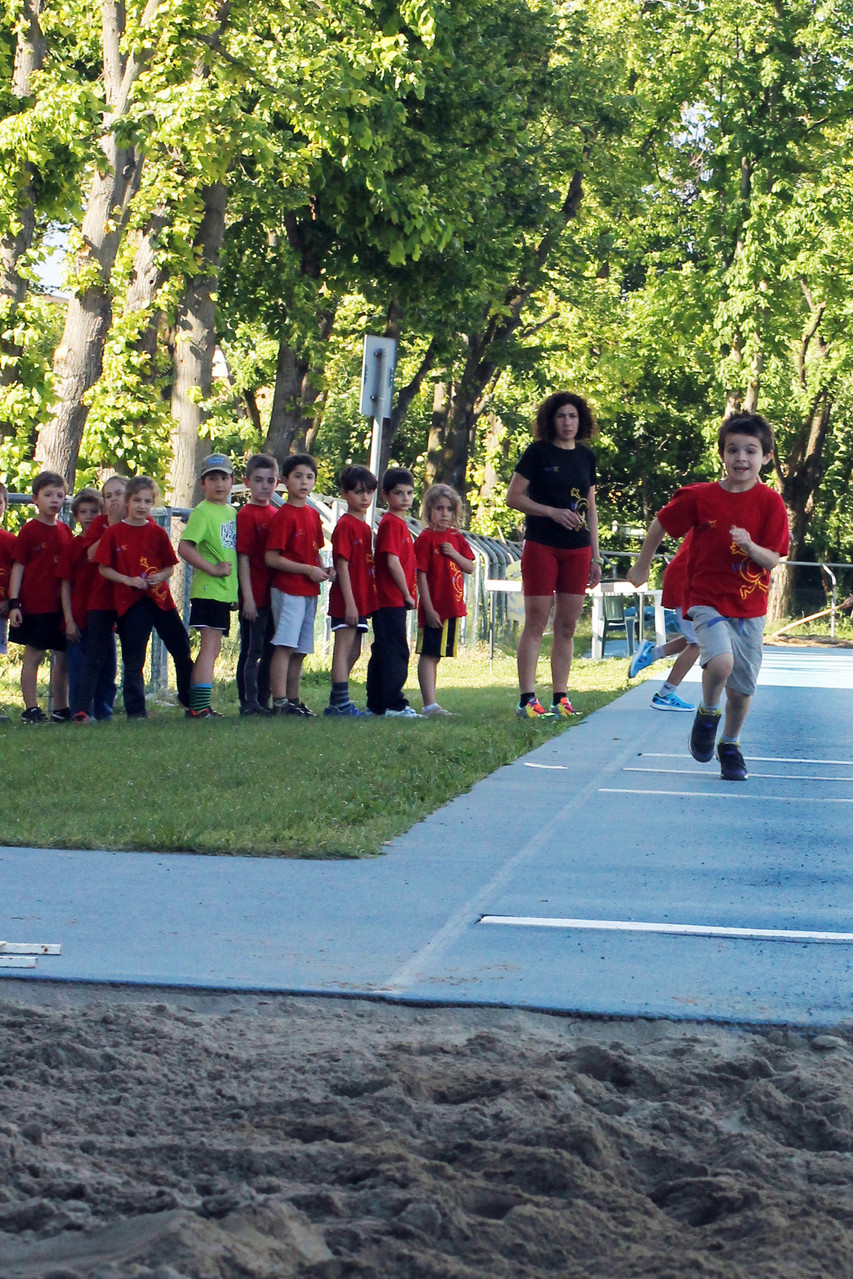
left=723, top=687, right=750, bottom=740
left=701, top=652, right=732, bottom=709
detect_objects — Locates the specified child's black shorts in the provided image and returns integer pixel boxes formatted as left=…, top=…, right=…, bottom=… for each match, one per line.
left=9, top=610, right=66, bottom=652
left=416, top=617, right=459, bottom=659
left=329, top=615, right=369, bottom=632
left=189, top=599, right=235, bottom=634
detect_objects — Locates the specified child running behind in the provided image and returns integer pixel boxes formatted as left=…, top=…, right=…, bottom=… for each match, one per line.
left=94, top=476, right=193, bottom=719
left=626, top=528, right=699, bottom=711
left=236, top=453, right=278, bottom=716
left=627, top=412, right=789, bottom=781
left=325, top=465, right=378, bottom=717
left=414, top=484, right=474, bottom=716
left=178, top=453, right=238, bottom=719
left=8, top=471, right=72, bottom=723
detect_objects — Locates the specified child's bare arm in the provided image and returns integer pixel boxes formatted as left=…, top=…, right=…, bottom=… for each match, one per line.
left=179, top=539, right=232, bottom=578
left=99, top=564, right=148, bottom=590
left=238, top=552, right=257, bottom=620
left=335, top=557, right=358, bottom=627
left=440, top=543, right=474, bottom=573
left=386, top=553, right=415, bottom=607
left=7, top=562, right=24, bottom=626
left=144, top=565, right=173, bottom=585
left=417, top=569, right=441, bottom=629
left=626, top=517, right=666, bottom=587
left=729, top=527, right=783, bottom=570
left=264, top=548, right=329, bottom=583
left=60, top=579, right=81, bottom=643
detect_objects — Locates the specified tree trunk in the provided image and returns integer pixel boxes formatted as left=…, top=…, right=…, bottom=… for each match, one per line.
left=263, top=339, right=312, bottom=465
left=0, top=0, right=46, bottom=409
left=168, top=181, right=228, bottom=508
left=35, top=0, right=161, bottom=484
left=378, top=335, right=438, bottom=479
left=424, top=380, right=450, bottom=487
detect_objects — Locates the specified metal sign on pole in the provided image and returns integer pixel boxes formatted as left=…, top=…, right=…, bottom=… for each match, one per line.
left=359, top=335, right=397, bottom=524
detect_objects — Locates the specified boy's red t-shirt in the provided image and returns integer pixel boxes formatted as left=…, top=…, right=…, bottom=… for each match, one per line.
left=414, top=527, right=474, bottom=625
left=0, top=528, right=16, bottom=603
left=93, top=520, right=178, bottom=616
left=374, top=511, right=416, bottom=609
left=236, top=502, right=275, bottom=608
left=328, top=513, right=377, bottom=618
left=657, top=481, right=789, bottom=618
left=266, top=503, right=324, bottom=597
left=57, top=534, right=100, bottom=631
left=13, top=518, right=73, bottom=614
left=82, top=514, right=116, bottom=611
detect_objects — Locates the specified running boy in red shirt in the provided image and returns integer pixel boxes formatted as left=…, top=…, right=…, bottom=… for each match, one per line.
left=415, top=483, right=474, bottom=716
left=94, top=476, right=193, bottom=718
left=236, top=453, right=278, bottom=716
left=365, top=467, right=418, bottom=718
left=58, top=487, right=104, bottom=722
left=264, top=453, right=331, bottom=717
left=8, top=471, right=73, bottom=723
left=628, top=412, right=789, bottom=781
left=324, top=464, right=378, bottom=717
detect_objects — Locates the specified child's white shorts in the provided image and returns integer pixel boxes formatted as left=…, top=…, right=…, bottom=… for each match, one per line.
left=270, top=589, right=316, bottom=654
left=688, top=606, right=765, bottom=696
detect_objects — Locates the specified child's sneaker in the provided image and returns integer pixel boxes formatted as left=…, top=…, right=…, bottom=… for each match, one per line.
left=651, top=690, right=695, bottom=712
left=689, top=707, right=722, bottom=762
left=628, top=639, right=656, bottom=679
left=287, top=699, right=315, bottom=717
left=240, top=703, right=271, bottom=717
left=324, top=703, right=369, bottom=717
left=71, top=711, right=92, bottom=724
left=717, top=741, right=748, bottom=781
left=21, top=706, right=48, bottom=725
left=185, top=707, right=224, bottom=720
left=50, top=707, right=72, bottom=723
left=516, top=698, right=551, bottom=719
left=422, top=704, right=452, bottom=717
left=384, top=706, right=421, bottom=718
left=551, top=696, right=580, bottom=718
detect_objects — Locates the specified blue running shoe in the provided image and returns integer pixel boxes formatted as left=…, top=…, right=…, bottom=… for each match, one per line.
left=324, top=703, right=369, bottom=717
left=628, top=639, right=656, bottom=679
left=651, top=690, right=695, bottom=712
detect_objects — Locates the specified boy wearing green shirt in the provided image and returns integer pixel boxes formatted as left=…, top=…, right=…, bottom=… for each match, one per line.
left=178, top=453, right=238, bottom=718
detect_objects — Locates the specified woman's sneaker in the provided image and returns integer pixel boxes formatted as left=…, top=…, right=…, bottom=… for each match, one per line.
left=689, top=707, right=722, bottom=762
left=717, top=741, right=748, bottom=781
left=628, top=639, right=656, bottom=679
left=551, top=696, right=580, bottom=718
left=651, top=690, right=695, bottom=712
left=516, top=698, right=551, bottom=719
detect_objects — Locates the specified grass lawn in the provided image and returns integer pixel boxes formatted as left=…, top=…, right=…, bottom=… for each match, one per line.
left=0, top=641, right=634, bottom=858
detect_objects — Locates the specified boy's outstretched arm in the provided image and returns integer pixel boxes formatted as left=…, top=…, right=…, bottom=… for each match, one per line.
left=625, top=517, right=666, bottom=587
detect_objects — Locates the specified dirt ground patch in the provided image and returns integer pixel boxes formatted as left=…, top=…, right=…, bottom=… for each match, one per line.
left=1, top=984, right=852, bottom=1278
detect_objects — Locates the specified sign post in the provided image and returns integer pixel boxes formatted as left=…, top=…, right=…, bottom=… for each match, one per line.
left=359, top=337, right=397, bottom=521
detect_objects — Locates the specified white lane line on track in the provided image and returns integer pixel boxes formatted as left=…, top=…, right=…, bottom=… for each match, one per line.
left=523, top=763, right=570, bottom=770
left=479, top=916, right=853, bottom=944
left=640, top=753, right=853, bottom=766
left=599, top=787, right=853, bottom=803
left=624, top=767, right=853, bottom=782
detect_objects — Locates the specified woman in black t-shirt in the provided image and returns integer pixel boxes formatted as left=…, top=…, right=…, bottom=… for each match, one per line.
left=506, top=392, right=602, bottom=719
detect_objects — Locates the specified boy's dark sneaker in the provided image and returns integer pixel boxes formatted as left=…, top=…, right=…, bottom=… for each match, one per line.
left=717, top=741, right=748, bottom=781
left=240, top=703, right=272, bottom=717
left=287, top=700, right=315, bottom=717
left=21, top=707, right=48, bottom=725
left=50, top=706, right=72, bottom=723
left=688, top=707, right=721, bottom=762
left=185, top=707, right=224, bottom=720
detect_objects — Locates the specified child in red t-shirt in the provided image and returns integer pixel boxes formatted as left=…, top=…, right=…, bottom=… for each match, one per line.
left=365, top=467, right=418, bottom=718
left=94, top=476, right=193, bottom=718
left=71, top=474, right=127, bottom=721
left=8, top=470, right=73, bottom=724
left=264, top=453, right=331, bottom=716
left=236, top=453, right=278, bottom=716
left=0, top=481, right=15, bottom=667
left=324, top=465, right=378, bottom=717
left=628, top=413, right=790, bottom=781
left=414, top=484, right=474, bottom=717
left=58, top=487, right=104, bottom=722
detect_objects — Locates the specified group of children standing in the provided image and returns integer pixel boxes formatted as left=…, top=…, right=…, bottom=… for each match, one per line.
left=0, top=452, right=475, bottom=723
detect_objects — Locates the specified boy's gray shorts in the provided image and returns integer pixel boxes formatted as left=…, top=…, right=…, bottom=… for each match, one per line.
left=688, top=606, right=765, bottom=696
left=270, top=589, right=316, bottom=654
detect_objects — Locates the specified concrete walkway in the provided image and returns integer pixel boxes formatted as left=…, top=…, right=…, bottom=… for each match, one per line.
left=3, top=645, right=853, bottom=1027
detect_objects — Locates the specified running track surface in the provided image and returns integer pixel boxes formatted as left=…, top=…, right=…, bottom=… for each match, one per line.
left=2, top=645, right=853, bottom=1028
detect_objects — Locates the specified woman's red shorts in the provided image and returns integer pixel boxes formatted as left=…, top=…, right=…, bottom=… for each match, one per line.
left=521, top=541, right=591, bottom=597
